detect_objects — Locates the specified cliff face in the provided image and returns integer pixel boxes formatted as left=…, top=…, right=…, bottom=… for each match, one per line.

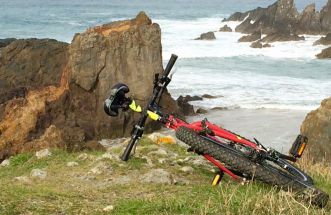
left=301, top=97, right=331, bottom=162
left=0, top=12, right=178, bottom=161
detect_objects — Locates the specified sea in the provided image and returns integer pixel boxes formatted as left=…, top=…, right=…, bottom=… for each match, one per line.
left=1, top=0, right=330, bottom=111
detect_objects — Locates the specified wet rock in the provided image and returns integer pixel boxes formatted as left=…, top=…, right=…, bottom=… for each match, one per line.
left=0, top=159, right=10, bottom=167
left=141, top=168, right=173, bottom=184
left=211, top=107, right=228, bottom=111
left=262, top=43, right=271, bottom=48
left=182, top=95, right=203, bottom=102
left=180, top=166, right=194, bottom=173
left=321, top=0, right=331, bottom=33
left=219, top=25, right=232, bottom=32
left=316, top=47, right=331, bottom=59
left=238, top=32, right=261, bottom=42
left=30, top=169, right=47, bottom=179
left=301, top=97, right=331, bottom=162
left=260, top=33, right=305, bottom=43
left=195, top=32, right=216, bottom=40
left=35, top=149, right=52, bottom=159
left=201, top=94, right=218, bottom=99
left=296, top=3, right=321, bottom=35
left=67, top=161, right=79, bottom=167
left=313, top=33, right=331, bottom=46
left=196, top=108, right=208, bottom=114
left=250, top=41, right=263, bottom=48
left=177, top=96, right=195, bottom=116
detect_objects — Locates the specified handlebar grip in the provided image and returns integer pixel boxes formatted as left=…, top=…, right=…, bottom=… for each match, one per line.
left=120, top=138, right=136, bottom=161
left=163, top=54, right=178, bottom=77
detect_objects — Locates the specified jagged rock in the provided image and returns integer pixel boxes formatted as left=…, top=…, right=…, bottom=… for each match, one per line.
left=0, top=12, right=179, bottom=161
left=0, top=38, right=16, bottom=48
left=250, top=41, right=263, bottom=48
left=321, top=0, right=331, bottom=33
left=201, top=94, right=218, bottom=99
left=67, top=161, right=79, bottom=167
left=180, top=166, right=194, bottom=173
left=30, top=169, right=47, bottom=179
left=296, top=3, right=321, bottom=35
left=177, top=96, right=195, bottom=116
left=219, top=25, right=232, bottom=32
left=238, top=32, right=261, bottom=42
left=35, top=149, right=52, bottom=159
left=260, top=33, right=304, bottom=43
left=141, top=168, right=173, bottom=184
left=0, top=159, right=10, bottom=167
left=196, top=108, right=208, bottom=114
left=313, top=33, right=331, bottom=46
left=195, top=32, right=216, bottom=40
left=316, top=47, right=331, bottom=59
left=301, top=97, right=331, bottom=162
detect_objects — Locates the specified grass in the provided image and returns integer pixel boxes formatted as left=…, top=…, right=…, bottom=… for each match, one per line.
left=0, top=138, right=330, bottom=214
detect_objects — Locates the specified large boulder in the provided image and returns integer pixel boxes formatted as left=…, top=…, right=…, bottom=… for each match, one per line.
left=0, top=12, right=179, bottom=161
left=313, top=33, right=331, bottom=46
left=296, top=4, right=321, bottom=35
left=316, top=47, right=331, bottom=59
left=301, top=97, right=331, bottom=162
left=219, top=25, right=232, bottom=32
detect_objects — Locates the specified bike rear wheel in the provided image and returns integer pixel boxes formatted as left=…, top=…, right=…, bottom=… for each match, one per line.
left=175, top=126, right=329, bottom=208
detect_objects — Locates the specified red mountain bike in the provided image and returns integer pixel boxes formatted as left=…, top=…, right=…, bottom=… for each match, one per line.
left=104, top=54, right=329, bottom=207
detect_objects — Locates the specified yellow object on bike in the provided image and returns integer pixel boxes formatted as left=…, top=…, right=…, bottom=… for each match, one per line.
left=129, top=100, right=142, bottom=112
left=147, top=110, right=160, bottom=121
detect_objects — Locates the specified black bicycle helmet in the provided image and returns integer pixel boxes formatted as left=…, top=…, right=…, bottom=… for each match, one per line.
left=104, top=83, right=130, bottom=116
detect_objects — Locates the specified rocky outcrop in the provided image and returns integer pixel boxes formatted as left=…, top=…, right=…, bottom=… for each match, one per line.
left=195, top=32, right=216, bottom=40
left=0, top=12, right=179, bottom=161
left=225, top=0, right=331, bottom=36
left=316, top=47, right=331, bottom=59
left=238, top=32, right=261, bottom=42
left=219, top=25, right=232, bottom=32
left=301, top=97, right=331, bottom=162
left=259, top=32, right=304, bottom=43
left=313, top=33, right=331, bottom=46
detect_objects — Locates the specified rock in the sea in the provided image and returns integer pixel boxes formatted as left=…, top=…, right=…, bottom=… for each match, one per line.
left=141, top=169, right=173, bottom=184
left=262, top=43, right=271, bottom=48
left=177, top=96, right=195, bottom=116
left=301, top=97, right=331, bottom=162
left=238, top=32, right=262, bottom=42
left=321, top=0, right=331, bottom=33
left=316, top=47, right=331, bottom=59
left=202, top=94, right=218, bottom=99
left=196, top=108, right=208, bottom=114
left=0, top=38, right=16, bottom=48
left=182, top=95, right=203, bottom=102
left=250, top=41, right=263, bottom=48
left=30, top=169, right=47, bottom=179
left=313, top=33, right=331, bottom=46
left=259, top=33, right=305, bottom=43
left=195, top=32, right=216, bottom=40
left=227, top=0, right=330, bottom=35
left=35, top=149, right=52, bottom=159
left=219, top=25, right=232, bottom=32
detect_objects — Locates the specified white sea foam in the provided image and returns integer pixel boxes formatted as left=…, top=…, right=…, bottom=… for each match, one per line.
left=157, top=18, right=325, bottom=60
